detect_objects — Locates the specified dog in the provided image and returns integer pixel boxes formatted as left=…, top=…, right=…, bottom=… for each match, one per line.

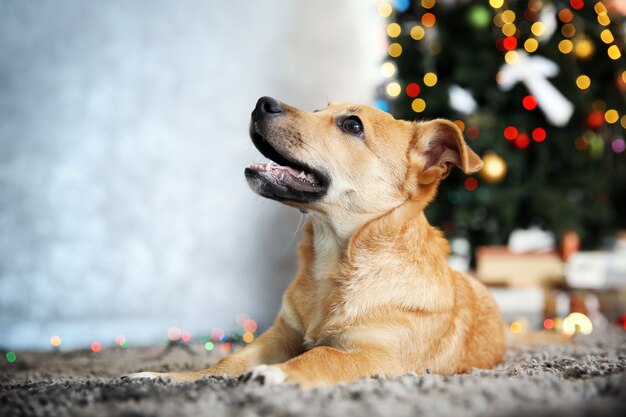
left=129, top=96, right=505, bottom=387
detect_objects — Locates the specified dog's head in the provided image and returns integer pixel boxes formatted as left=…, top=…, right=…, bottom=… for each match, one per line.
left=245, top=96, right=482, bottom=218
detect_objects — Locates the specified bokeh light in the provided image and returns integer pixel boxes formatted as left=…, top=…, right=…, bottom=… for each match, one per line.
left=605, top=109, right=619, bottom=124
left=522, top=95, right=538, bottom=110
left=388, top=42, right=403, bottom=57
left=562, top=312, right=593, bottom=336
left=558, top=39, right=573, bottom=54
left=532, top=127, right=547, bottom=142
left=387, top=23, right=401, bottom=38
left=410, top=25, right=425, bottom=40
left=204, top=341, right=214, bottom=351
left=50, top=335, right=62, bottom=348
left=406, top=82, right=420, bottom=97
left=90, top=341, right=102, bottom=353
left=464, top=177, right=478, bottom=191
left=607, top=45, right=621, bottom=60
left=377, top=2, right=393, bottom=17
left=386, top=82, right=402, bottom=97
left=504, top=126, right=518, bottom=140
left=167, top=326, right=182, bottom=341
left=5, top=351, right=16, bottom=363
left=515, top=134, right=530, bottom=149
left=576, top=75, right=591, bottom=90
left=411, top=98, right=426, bottom=113
left=423, top=72, right=438, bottom=86
left=243, top=319, right=258, bottom=333
left=381, top=61, right=396, bottom=77
left=243, top=332, right=254, bottom=343
left=422, top=13, right=436, bottom=27
left=524, top=38, right=538, bottom=53
left=600, top=29, right=614, bottom=44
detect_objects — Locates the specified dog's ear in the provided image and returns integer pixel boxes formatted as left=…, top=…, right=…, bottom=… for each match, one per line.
left=410, top=119, right=483, bottom=184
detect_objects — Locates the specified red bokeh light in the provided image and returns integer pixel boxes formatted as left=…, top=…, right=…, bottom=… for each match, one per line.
left=91, top=341, right=102, bottom=353
left=406, top=83, right=421, bottom=97
left=570, top=0, right=584, bottom=11
left=503, top=36, right=517, bottom=51
left=464, top=177, right=478, bottom=191
left=504, top=126, right=518, bottom=140
left=466, top=126, right=480, bottom=140
left=532, top=127, right=547, bottom=142
left=181, top=332, right=191, bottom=342
left=522, top=95, right=538, bottom=110
left=515, top=134, right=530, bottom=149
left=543, top=318, right=554, bottom=330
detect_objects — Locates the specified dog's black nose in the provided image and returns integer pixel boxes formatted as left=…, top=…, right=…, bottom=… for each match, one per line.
left=255, top=96, right=283, bottom=116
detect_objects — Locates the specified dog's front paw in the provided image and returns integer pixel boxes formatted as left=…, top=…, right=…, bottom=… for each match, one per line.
left=242, top=365, right=287, bottom=385
left=125, top=371, right=165, bottom=381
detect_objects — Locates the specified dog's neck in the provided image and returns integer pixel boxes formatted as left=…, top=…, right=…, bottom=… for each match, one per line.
left=306, top=199, right=445, bottom=281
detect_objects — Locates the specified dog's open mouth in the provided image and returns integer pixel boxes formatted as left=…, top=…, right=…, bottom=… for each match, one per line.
left=245, top=130, right=328, bottom=203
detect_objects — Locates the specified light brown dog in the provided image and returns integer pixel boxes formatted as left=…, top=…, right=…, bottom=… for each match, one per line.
left=130, top=97, right=505, bottom=387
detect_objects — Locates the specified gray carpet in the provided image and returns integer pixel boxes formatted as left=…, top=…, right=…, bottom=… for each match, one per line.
left=2, top=328, right=625, bottom=417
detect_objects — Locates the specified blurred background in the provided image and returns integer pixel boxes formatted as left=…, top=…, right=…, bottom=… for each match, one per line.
left=0, top=0, right=625, bottom=355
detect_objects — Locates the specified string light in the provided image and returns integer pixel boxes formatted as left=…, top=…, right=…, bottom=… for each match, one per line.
left=504, top=126, right=518, bottom=140
left=531, top=22, right=545, bottom=36
left=597, top=12, right=611, bottom=26
left=422, top=13, right=436, bottom=27
left=607, top=45, right=621, bottom=60
left=561, top=23, right=575, bottom=38
left=594, top=2, right=607, bottom=14
left=576, top=75, right=591, bottom=90
left=558, top=8, right=573, bottom=23
left=532, top=127, right=547, bottom=142
left=387, top=22, right=401, bottom=38
left=600, top=29, right=614, bottom=44
left=562, top=312, right=593, bottom=336
left=464, top=177, right=478, bottom=191
left=524, top=38, right=538, bottom=53
left=605, top=109, right=619, bottom=124
left=558, top=39, right=573, bottom=54
left=411, top=98, right=426, bottom=112
left=377, top=2, right=392, bottom=17
left=406, top=82, right=420, bottom=97
left=388, top=42, right=403, bottom=57
left=423, top=72, right=438, bottom=86
left=386, top=82, right=401, bottom=97
left=381, top=62, right=396, bottom=77
left=504, top=50, right=519, bottom=64
left=522, top=95, right=538, bottom=110
left=410, top=25, right=425, bottom=40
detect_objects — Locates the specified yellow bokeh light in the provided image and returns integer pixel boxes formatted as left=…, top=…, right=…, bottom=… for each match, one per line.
left=381, top=62, right=396, bottom=78
left=575, top=37, right=594, bottom=59
left=600, top=29, right=614, bottom=44
left=510, top=321, right=523, bottom=334
left=524, top=38, right=539, bottom=53
left=561, top=23, right=575, bottom=38
left=50, top=335, right=62, bottom=347
left=558, top=39, right=573, bottom=54
left=377, top=2, right=392, bottom=17
left=411, top=98, right=426, bottom=113
left=454, top=120, right=465, bottom=131
left=597, top=12, right=611, bottom=26
left=605, top=109, right=619, bottom=124
left=423, top=72, right=438, bottom=87
left=502, top=23, right=517, bottom=37
left=243, top=332, right=254, bottom=343
left=501, top=10, right=516, bottom=23
left=576, top=75, right=591, bottom=90
left=489, top=0, right=504, bottom=8
left=594, top=2, right=607, bottom=14
left=504, top=50, right=519, bottom=64
left=623, top=70, right=626, bottom=84
left=386, top=82, right=401, bottom=97
left=410, top=25, right=425, bottom=40
left=481, top=152, right=507, bottom=184
left=421, top=0, right=436, bottom=9
left=530, top=22, right=545, bottom=36
left=562, top=312, right=593, bottom=336
left=493, top=13, right=504, bottom=27
left=388, top=42, right=403, bottom=58
left=621, top=115, right=626, bottom=129
left=387, top=22, right=401, bottom=38
left=608, top=45, right=621, bottom=60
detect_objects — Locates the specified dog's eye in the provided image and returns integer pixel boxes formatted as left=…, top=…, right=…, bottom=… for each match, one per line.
left=340, top=117, right=364, bottom=136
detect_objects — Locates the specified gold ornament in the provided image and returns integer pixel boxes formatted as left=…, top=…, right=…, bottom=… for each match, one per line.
left=480, top=152, right=508, bottom=183
left=574, top=36, right=595, bottom=60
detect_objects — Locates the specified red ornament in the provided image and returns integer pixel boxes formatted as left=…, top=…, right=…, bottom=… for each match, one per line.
left=522, top=95, right=538, bottom=110
left=504, top=126, right=518, bottom=140
left=503, top=37, right=517, bottom=51
left=406, top=83, right=421, bottom=97
left=464, top=177, right=478, bottom=191
left=586, top=111, right=604, bottom=130
left=532, top=127, right=547, bottom=142
left=515, top=133, right=530, bottom=149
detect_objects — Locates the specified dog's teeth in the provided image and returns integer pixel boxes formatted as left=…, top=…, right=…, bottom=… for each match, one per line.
left=297, top=171, right=306, bottom=179
left=306, top=174, right=315, bottom=183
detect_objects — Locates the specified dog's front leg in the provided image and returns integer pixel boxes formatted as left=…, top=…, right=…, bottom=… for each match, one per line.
left=247, top=344, right=399, bottom=388
left=128, top=316, right=303, bottom=382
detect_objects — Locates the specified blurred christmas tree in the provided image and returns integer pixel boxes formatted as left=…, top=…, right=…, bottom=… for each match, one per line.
left=376, top=0, right=626, bottom=250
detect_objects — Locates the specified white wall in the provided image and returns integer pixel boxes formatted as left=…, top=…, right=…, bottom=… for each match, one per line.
left=0, top=0, right=384, bottom=349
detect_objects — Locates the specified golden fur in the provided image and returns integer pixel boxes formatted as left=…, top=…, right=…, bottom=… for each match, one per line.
left=131, top=100, right=505, bottom=387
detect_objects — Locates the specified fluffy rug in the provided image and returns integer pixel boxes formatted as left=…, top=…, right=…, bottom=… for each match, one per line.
left=2, top=329, right=625, bottom=417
